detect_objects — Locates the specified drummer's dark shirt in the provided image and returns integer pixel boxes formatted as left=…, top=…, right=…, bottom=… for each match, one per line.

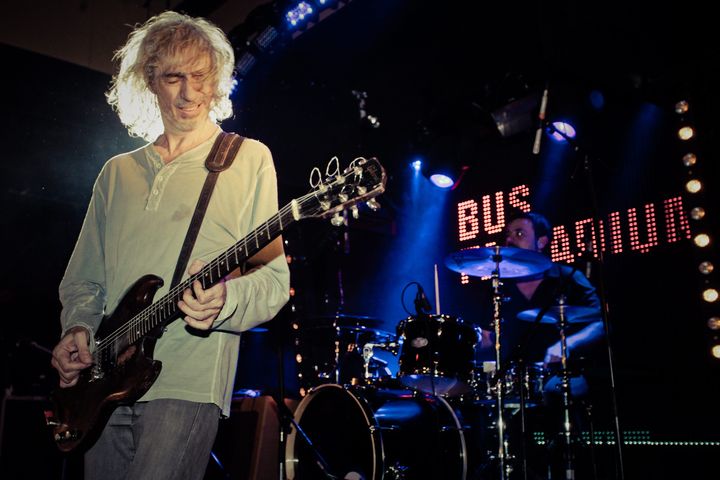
left=475, top=263, right=601, bottom=365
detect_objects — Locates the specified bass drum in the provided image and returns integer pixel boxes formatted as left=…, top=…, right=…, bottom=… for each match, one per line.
left=285, top=384, right=467, bottom=480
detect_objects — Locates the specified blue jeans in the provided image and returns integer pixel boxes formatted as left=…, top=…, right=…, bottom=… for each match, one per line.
left=85, top=399, right=220, bottom=480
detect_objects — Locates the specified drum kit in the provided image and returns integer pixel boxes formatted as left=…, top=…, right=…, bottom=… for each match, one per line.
left=285, top=246, right=600, bottom=480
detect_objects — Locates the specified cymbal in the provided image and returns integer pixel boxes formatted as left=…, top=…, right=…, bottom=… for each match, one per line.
left=517, top=306, right=600, bottom=324
left=445, top=246, right=552, bottom=278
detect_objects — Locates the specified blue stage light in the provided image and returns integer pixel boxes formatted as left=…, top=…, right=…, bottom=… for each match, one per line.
left=285, top=2, right=314, bottom=28
left=411, top=159, right=422, bottom=172
left=550, top=121, right=576, bottom=142
left=429, top=173, right=454, bottom=189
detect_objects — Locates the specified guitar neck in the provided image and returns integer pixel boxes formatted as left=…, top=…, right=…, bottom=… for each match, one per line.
left=126, top=200, right=299, bottom=339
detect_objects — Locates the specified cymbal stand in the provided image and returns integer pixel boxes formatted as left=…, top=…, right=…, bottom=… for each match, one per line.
left=490, top=246, right=512, bottom=480
left=555, top=295, right=575, bottom=480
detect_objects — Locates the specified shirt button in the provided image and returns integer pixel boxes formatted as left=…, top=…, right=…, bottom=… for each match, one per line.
left=152, top=189, right=159, bottom=195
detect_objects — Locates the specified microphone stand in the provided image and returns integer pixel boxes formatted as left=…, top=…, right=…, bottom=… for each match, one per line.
left=545, top=122, right=625, bottom=480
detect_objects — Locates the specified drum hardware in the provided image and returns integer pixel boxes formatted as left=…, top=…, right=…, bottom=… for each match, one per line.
left=446, top=245, right=552, bottom=480
left=294, top=314, right=395, bottom=389
left=550, top=296, right=577, bottom=480
left=515, top=297, right=599, bottom=480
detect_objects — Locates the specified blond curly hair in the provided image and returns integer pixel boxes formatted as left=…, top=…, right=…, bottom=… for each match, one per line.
left=106, top=11, right=235, bottom=141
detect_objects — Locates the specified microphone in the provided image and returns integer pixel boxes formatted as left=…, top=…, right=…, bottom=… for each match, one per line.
left=532, top=87, right=549, bottom=155
left=414, top=284, right=433, bottom=315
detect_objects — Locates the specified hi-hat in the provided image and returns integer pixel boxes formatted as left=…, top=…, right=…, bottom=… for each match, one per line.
left=517, top=305, right=600, bottom=324
left=445, top=246, right=552, bottom=278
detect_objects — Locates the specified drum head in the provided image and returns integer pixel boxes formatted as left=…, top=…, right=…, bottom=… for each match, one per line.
left=286, top=384, right=467, bottom=480
left=286, top=384, right=379, bottom=480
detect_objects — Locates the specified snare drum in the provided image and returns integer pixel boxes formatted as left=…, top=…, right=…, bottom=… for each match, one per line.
left=285, top=384, right=467, bottom=480
left=396, top=314, right=479, bottom=396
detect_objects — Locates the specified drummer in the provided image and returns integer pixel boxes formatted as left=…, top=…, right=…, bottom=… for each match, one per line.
left=476, top=211, right=604, bottom=371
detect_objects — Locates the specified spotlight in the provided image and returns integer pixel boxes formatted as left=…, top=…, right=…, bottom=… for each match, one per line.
left=423, top=164, right=469, bottom=190
left=550, top=121, right=576, bottom=142
left=429, top=173, right=454, bottom=189
left=411, top=159, right=423, bottom=172
left=691, top=207, right=705, bottom=220
left=235, top=51, right=257, bottom=77
left=685, top=179, right=702, bottom=193
left=712, top=345, right=720, bottom=359
left=708, top=317, right=720, bottom=330
left=699, top=261, right=715, bottom=274
left=490, top=93, right=540, bottom=138
left=682, top=153, right=697, bottom=167
left=694, top=233, right=711, bottom=247
left=702, top=288, right=718, bottom=303
left=678, top=126, right=695, bottom=140
left=674, top=100, right=689, bottom=114
left=285, top=2, right=314, bottom=29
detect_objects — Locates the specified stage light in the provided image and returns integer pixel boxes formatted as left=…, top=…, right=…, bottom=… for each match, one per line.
left=285, top=2, right=314, bottom=29
left=694, top=233, right=710, bottom=247
left=702, top=288, right=718, bottom=303
left=712, top=345, right=720, bottom=359
left=490, top=92, right=539, bottom=138
left=691, top=207, right=705, bottom=220
left=685, top=179, right=702, bottom=193
left=683, top=153, right=697, bottom=167
left=708, top=317, right=720, bottom=330
left=423, top=164, right=469, bottom=190
left=699, top=261, right=714, bottom=274
left=550, top=121, right=576, bottom=142
left=254, top=25, right=280, bottom=51
left=411, top=160, right=422, bottom=172
left=678, top=126, right=695, bottom=140
left=235, top=51, right=257, bottom=77
left=429, top=173, right=454, bottom=189
left=675, top=100, right=689, bottom=114
left=296, top=354, right=303, bottom=363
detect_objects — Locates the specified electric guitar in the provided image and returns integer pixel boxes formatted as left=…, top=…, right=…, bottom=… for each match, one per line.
left=45, top=157, right=386, bottom=452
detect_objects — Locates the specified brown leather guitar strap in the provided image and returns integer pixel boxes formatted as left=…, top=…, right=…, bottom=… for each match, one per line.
left=170, top=131, right=245, bottom=288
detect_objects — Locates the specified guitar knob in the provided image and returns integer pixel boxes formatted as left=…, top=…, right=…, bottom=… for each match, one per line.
left=330, top=213, right=345, bottom=227
left=366, top=199, right=381, bottom=211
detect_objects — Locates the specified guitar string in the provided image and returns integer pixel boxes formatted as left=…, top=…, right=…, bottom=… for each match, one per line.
left=93, top=183, right=352, bottom=355
left=94, top=197, right=301, bottom=354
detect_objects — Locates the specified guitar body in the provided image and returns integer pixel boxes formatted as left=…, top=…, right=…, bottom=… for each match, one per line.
left=48, top=275, right=165, bottom=453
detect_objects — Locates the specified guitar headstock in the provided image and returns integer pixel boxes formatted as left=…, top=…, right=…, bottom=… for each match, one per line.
left=295, top=157, right=387, bottom=221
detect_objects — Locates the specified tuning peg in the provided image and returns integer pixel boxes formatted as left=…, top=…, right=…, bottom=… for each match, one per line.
left=366, top=198, right=381, bottom=211
left=330, top=212, right=345, bottom=227
left=351, top=205, right=359, bottom=219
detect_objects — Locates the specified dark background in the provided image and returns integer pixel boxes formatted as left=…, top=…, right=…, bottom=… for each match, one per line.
left=1, top=0, right=719, bottom=478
